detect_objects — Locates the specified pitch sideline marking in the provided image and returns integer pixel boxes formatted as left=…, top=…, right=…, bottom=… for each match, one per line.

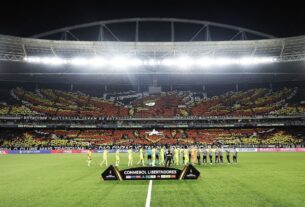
left=145, top=180, right=153, bottom=207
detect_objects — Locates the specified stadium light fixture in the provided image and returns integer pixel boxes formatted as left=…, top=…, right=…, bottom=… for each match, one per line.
left=110, top=56, right=143, bottom=68
left=196, top=56, right=276, bottom=67
left=24, top=55, right=277, bottom=69
left=24, top=56, right=41, bottom=63
left=127, top=58, right=143, bottom=67
left=174, top=56, right=195, bottom=69
left=50, top=57, right=67, bottom=65
left=161, top=58, right=175, bottom=66
left=239, top=57, right=276, bottom=65
left=24, top=56, right=67, bottom=65
left=143, top=59, right=160, bottom=66
left=89, top=57, right=108, bottom=67
left=70, top=57, right=89, bottom=66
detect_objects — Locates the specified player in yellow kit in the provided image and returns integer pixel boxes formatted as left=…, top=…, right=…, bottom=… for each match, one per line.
left=191, top=146, right=197, bottom=164
left=115, top=148, right=120, bottom=167
left=137, top=147, right=145, bottom=166
left=87, top=149, right=92, bottom=167
left=184, top=146, right=189, bottom=165
left=159, top=146, right=165, bottom=166
left=100, top=148, right=108, bottom=167
left=128, top=146, right=133, bottom=167
left=152, top=146, right=156, bottom=166
left=179, top=147, right=184, bottom=165
left=174, top=147, right=179, bottom=165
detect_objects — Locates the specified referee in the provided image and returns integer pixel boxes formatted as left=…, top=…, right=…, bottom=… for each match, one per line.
left=165, top=148, right=173, bottom=167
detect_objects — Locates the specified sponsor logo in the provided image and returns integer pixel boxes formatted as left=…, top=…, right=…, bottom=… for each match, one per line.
left=185, top=169, right=196, bottom=178
left=237, top=148, right=257, bottom=152
left=102, top=165, right=200, bottom=181
left=0, top=150, right=8, bottom=154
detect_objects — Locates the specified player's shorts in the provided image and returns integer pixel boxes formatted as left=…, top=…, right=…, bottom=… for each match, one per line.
left=147, top=155, right=152, bottom=159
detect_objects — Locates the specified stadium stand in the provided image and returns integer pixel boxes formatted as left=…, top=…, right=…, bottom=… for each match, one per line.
left=1, top=128, right=304, bottom=148
left=0, top=85, right=304, bottom=148
left=0, top=86, right=302, bottom=118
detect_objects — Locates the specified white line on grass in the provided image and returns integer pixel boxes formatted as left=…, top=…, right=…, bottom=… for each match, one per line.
left=145, top=180, right=153, bottom=207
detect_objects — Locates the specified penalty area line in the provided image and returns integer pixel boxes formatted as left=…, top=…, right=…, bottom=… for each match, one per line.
left=145, top=180, right=153, bottom=207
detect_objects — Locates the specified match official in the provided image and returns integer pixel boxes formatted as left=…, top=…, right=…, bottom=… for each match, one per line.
left=165, top=148, right=173, bottom=167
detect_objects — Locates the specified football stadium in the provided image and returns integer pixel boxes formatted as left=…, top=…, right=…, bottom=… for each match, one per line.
left=1, top=7, right=305, bottom=207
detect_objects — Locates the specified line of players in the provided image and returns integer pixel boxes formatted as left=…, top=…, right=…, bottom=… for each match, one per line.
left=87, top=146, right=238, bottom=167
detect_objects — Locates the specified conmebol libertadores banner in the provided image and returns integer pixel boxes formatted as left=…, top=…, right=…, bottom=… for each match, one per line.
left=101, top=164, right=200, bottom=181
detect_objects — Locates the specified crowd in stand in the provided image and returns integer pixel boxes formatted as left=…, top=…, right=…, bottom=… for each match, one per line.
left=1, top=86, right=305, bottom=149
left=0, top=87, right=303, bottom=118
left=1, top=128, right=304, bottom=149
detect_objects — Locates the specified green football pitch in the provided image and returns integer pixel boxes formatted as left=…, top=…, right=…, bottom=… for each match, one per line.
left=1, top=153, right=305, bottom=207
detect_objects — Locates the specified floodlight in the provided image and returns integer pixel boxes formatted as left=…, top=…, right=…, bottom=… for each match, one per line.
left=146, top=59, right=159, bottom=66
left=40, top=57, right=66, bottom=65
left=24, top=55, right=277, bottom=69
left=70, top=57, right=89, bottom=66
left=89, top=57, right=108, bottom=67
left=128, top=58, right=143, bottom=67
left=161, top=58, right=175, bottom=66
left=175, top=56, right=194, bottom=68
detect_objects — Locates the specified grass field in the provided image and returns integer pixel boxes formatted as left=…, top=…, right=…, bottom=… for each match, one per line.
left=1, top=153, right=305, bottom=207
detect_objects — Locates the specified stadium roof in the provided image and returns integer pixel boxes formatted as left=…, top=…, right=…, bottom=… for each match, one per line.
left=0, top=35, right=305, bottom=64
left=0, top=18, right=305, bottom=86
left=1, top=34, right=305, bottom=61
left=0, top=18, right=304, bottom=65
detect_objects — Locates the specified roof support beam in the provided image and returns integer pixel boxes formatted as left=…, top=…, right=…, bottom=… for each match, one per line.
left=32, top=18, right=275, bottom=40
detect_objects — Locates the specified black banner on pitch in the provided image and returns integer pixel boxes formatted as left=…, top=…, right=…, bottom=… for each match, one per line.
left=121, top=166, right=181, bottom=180
left=101, top=164, right=200, bottom=181
left=180, top=164, right=201, bottom=179
left=101, top=165, right=122, bottom=180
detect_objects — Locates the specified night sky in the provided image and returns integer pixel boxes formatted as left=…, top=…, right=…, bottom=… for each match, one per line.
left=1, top=1, right=304, bottom=39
